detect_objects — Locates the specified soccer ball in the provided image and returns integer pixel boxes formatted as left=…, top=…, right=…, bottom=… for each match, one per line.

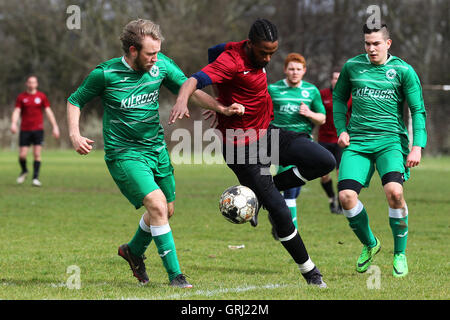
left=219, top=185, right=259, bottom=224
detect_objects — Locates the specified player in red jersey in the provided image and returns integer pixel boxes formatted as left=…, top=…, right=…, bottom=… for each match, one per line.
left=170, top=19, right=336, bottom=288
left=10, top=75, right=60, bottom=187
left=318, top=69, right=352, bottom=213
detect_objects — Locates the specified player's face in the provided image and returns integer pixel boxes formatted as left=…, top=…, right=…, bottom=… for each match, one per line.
left=26, top=77, right=38, bottom=92
left=330, top=72, right=340, bottom=89
left=364, top=32, right=392, bottom=65
left=284, top=61, right=306, bottom=86
left=132, top=36, right=161, bottom=72
left=248, top=40, right=278, bottom=69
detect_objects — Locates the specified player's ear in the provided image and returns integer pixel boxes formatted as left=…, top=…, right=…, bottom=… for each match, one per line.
left=386, top=39, right=392, bottom=49
left=129, top=46, right=138, bottom=58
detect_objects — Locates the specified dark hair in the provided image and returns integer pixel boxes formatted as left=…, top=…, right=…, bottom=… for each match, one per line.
left=363, top=23, right=390, bottom=39
left=248, top=19, right=278, bottom=44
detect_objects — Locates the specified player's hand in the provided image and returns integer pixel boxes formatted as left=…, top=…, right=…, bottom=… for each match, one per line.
left=338, top=132, right=350, bottom=148
left=70, top=134, right=94, bottom=155
left=52, top=127, right=60, bottom=139
left=10, top=123, right=18, bottom=134
left=202, top=110, right=218, bottom=128
left=406, top=146, right=422, bottom=168
left=168, top=102, right=190, bottom=125
left=222, top=103, right=245, bottom=117
left=299, top=103, right=312, bottom=117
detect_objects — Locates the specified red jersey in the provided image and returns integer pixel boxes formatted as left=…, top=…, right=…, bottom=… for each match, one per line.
left=318, top=88, right=351, bottom=143
left=15, top=91, right=50, bottom=131
left=201, top=40, right=273, bottom=145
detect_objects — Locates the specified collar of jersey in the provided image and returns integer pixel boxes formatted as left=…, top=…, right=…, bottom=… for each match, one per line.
left=121, top=56, right=134, bottom=71
left=365, top=53, right=393, bottom=66
left=283, top=79, right=302, bottom=88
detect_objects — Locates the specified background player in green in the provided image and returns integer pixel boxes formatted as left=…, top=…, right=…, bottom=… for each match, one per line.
left=67, top=19, right=242, bottom=288
left=333, top=23, right=427, bottom=278
left=268, top=53, right=325, bottom=237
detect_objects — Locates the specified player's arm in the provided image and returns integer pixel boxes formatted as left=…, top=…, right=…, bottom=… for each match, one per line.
left=10, top=106, right=21, bottom=134
left=299, top=89, right=326, bottom=125
left=66, top=67, right=104, bottom=155
left=44, top=107, right=60, bottom=139
left=67, top=102, right=94, bottom=155
left=169, top=50, right=238, bottom=124
left=403, top=65, right=427, bottom=168
left=333, top=64, right=352, bottom=147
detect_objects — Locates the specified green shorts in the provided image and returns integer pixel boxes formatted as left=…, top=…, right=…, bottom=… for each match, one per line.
left=106, top=148, right=175, bottom=209
left=338, top=144, right=409, bottom=188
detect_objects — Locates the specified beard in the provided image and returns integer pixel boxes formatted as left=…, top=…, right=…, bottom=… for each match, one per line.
left=248, top=49, right=268, bottom=69
left=135, top=54, right=152, bottom=72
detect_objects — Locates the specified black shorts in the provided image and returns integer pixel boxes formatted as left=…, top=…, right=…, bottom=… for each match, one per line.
left=318, top=141, right=343, bottom=168
left=221, top=125, right=335, bottom=237
left=19, top=130, right=44, bottom=147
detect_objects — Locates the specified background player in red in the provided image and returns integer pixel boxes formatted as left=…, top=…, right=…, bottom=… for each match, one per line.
left=169, top=19, right=335, bottom=288
left=318, top=69, right=352, bottom=213
left=10, top=75, right=60, bottom=187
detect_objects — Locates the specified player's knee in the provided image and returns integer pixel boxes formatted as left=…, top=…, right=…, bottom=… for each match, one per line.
left=338, top=190, right=358, bottom=209
left=385, top=186, right=404, bottom=206
left=143, top=191, right=168, bottom=222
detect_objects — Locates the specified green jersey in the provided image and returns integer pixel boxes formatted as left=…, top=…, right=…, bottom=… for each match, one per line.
left=68, top=53, right=187, bottom=160
left=269, top=79, right=325, bottom=135
left=333, top=53, right=427, bottom=154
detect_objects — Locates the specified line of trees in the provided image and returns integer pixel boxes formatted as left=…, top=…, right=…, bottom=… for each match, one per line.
left=0, top=0, right=448, bottom=153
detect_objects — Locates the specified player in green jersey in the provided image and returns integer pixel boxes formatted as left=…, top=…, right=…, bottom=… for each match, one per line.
left=268, top=53, right=325, bottom=238
left=333, top=23, right=427, bottom=277
left=67, top=19, right=243, bottom=287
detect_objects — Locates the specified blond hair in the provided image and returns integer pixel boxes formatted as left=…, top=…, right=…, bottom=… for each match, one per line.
left=120, top=19, right=164, bottom=54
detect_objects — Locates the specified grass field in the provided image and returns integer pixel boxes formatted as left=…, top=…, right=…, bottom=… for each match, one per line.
left=0, top=150, right=448, bottom=300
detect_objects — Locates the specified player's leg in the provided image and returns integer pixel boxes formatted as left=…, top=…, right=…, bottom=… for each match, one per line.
left=32, top=143, right=42, bottom=187
left=228, top=161, right=326, bottom=287
left=319, top=142, right=343, bottom=214
left=273, top=131, right=336, bottom=191
left=17, top=131, right=30, bottom=184
left=284, top=186, right=300, bottom=229
left=338, top=150, right=380, bottom=272
left=377, top=148, right=409, bottom=277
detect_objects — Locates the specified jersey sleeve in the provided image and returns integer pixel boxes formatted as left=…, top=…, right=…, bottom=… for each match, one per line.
left=42, top=93, right=50, bottom=108
left=15, top=95, right=23, bottom=109
left=201, top=50, right=238, bottom=85
left=161, top=54, right=188, bottom=95
left=333, top=63, right=352, bottom=136
left=402, top=65, right=427, bottom=148
left=68, top=67, right=105, bottom=109
left=311, top=87, right=326, bottom=114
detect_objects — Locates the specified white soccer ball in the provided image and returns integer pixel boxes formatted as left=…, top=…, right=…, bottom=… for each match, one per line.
left=219, top=185, right=259, bottom=224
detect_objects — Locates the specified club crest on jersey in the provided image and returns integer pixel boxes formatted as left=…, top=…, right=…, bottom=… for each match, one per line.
left=386, top=68, right=397, bottom=80
left=34, top=97, right=41, bottom=104
left=150, top=65, right=159, bottom=77
left=301, top=90, right=310, bottom=98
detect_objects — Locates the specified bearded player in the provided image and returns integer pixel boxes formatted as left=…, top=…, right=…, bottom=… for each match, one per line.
left=67, top=19, right=242, bottom=288
left=333, top=23, right=427, bottom=277
left=170, top=19, right=336, bottom=288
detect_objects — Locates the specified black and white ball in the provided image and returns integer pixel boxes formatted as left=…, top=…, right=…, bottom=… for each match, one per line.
left=219, top=185, right=259, bottom=224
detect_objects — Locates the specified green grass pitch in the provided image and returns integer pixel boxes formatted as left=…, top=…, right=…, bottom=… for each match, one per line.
left=0, top=150, right=448, bottom=300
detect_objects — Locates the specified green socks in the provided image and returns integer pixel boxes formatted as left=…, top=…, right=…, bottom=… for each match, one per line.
left=285, top=199, right=298, bottom=229
left=128, top=216, right=153, bottom=257
left=343, top=200, right=377, bottom=248
left=389, top=205, right=408, bottom=254
left=151, top=224, right=182, bottom=282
